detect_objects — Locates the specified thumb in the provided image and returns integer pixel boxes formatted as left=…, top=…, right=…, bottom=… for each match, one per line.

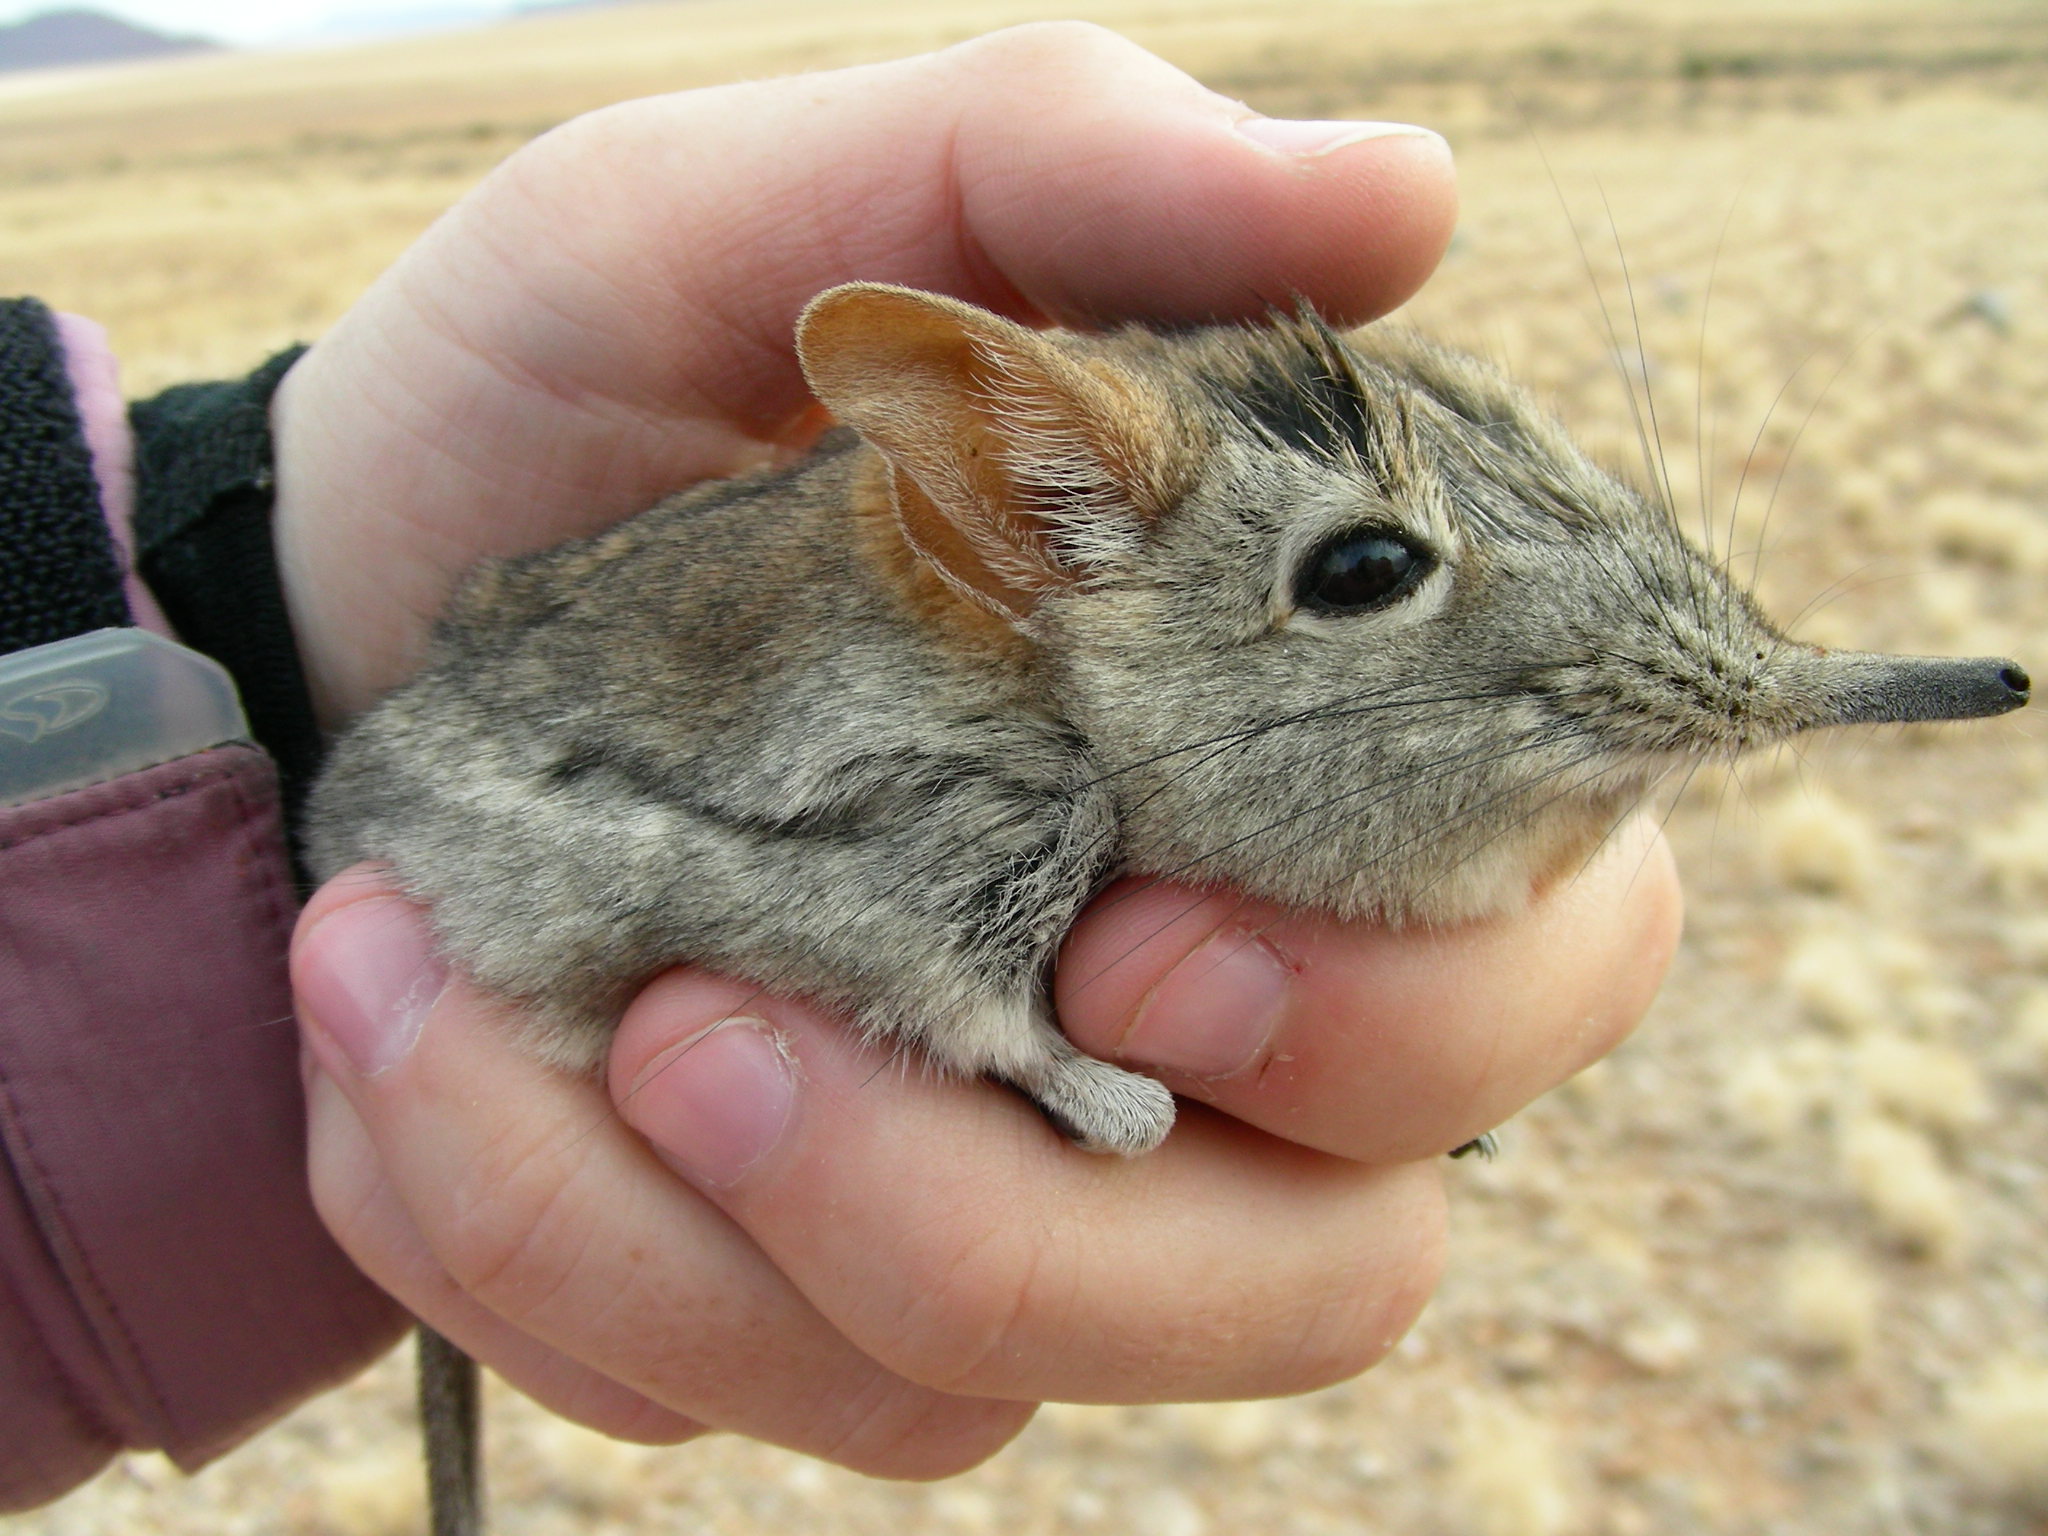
left=275, top=23, right=1456, bottom=722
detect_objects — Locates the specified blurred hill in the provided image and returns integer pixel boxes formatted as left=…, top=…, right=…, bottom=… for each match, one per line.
left=0, top=7, right=219, bottom=73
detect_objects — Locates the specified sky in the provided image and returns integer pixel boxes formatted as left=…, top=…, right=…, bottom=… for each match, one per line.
left=0, top=0, right=512, bottom=46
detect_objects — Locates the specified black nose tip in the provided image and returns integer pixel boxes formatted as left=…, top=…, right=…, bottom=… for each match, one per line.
left=2001, top=664, right=2031, bottom=702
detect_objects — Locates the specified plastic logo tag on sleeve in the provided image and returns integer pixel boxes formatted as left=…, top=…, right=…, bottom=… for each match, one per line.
left=0, top=629, right=251, bottom=808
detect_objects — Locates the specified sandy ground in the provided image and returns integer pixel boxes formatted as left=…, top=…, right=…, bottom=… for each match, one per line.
left=4, top=2, right=2044, bottom=1532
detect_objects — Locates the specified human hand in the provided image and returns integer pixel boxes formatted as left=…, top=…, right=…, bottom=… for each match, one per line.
left=268, top=22, right=1456, bottom=728
left=286, top=21, right=1682, bottom=1474
left=296, top=818, right=1676, bottom=1468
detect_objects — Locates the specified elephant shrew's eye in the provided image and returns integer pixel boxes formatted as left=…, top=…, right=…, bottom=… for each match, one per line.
left=1294, top=528, right=1434, bottom=614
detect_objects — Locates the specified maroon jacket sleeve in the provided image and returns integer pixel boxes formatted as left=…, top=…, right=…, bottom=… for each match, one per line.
left=0, top=744, right=408, bottom=1508
left=0, top=311, right=408, bottom=1508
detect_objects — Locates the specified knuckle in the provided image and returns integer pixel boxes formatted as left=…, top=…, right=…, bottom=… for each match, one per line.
left=492, top=96, right=662, bottom=209
left=551, top=1379, right=704, bottom=1447
left=427, top=1135, right=593, bottom=1324
left=1264, top=1183, right=1448, bottom=1394
left=811, top=1381, right=1031, bottom=1481
left=941, top=19, right=1147, bottom=82
left=864, top=1219, right=1053, bottom=1396
left=430, top=1201, right=545, bottom=1311
left=1117, top=1172, right=1447, bottom=1401
left=520, top=96, right=639, bottom=162
left=303, top=1130, right=390, bottom=1266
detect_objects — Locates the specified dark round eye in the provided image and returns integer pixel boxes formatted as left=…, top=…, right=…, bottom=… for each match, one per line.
left=1294, top=528, right=1433, bottom=614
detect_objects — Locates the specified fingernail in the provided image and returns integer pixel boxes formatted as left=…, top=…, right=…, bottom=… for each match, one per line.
left=1235, top=117, right=1443, bottom=158
left=298, top=897, right=447, bottom=1077
left=1117, top=929, right=1292, bottom=1078
left=625, top=1020, right=796, bottom=1189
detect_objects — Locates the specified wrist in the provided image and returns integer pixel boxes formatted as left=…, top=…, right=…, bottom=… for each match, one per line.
left=267, top=342, right=385, bottom=734
left=129, top=343, right=321, bottom=823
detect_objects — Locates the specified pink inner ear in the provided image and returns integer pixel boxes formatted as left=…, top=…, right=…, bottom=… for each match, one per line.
left=798, top=286, right=1082, bottom=610
left=873, top=458, right=1046, bottom=625
left=798, top=283, right=1191, bottom=621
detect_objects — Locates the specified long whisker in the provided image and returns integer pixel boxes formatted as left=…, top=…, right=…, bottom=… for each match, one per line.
left=1597, top=179, right=1683, bottom=537
left=1748, top=322, right=1878, bottom=602
left=1727, top=337, right=1829, bottom=633
left=1563, top=161, right=1712, bottom=640
left=1696, top=181, right=1746, bottom=572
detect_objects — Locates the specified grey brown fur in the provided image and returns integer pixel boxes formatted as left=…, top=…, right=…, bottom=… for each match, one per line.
left=306, top=286, right=2026, bottom=1536
left=307, top=284, right=2026, bottom=1153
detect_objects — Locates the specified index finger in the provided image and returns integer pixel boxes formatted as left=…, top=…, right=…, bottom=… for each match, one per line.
left=435, top=20, right=1458, bottom=437
left=277, top=23, right=1456, bottom=721
left=1053, top=815, right=1683, bottom=1163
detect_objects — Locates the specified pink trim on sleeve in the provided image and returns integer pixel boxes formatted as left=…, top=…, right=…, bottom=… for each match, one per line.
left=51, top=313, right=172, bottom=638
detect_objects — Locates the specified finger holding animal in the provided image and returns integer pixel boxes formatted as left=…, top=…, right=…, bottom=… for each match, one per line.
left=294, top=874, right=1442, bottom=1445
left=604, top=966, right=1446, bottom=1408
left=1053, top=812, right=1682, bottom=1164
left=269, top=19, right=1457, bottom=728
left=295, top=878, right=1039, bottom=1481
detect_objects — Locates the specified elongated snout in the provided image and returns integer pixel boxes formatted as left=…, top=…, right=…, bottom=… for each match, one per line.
left=1796, top=651, right=2030, bottom=727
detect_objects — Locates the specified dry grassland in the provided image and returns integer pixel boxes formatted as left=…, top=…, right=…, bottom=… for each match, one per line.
left=5, top=2, right=2046, bottom=1533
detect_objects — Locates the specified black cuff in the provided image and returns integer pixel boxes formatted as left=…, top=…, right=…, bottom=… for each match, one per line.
left=0, top=298, right=131, bottom=655
left=131, top=346, right=319, bottom=826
